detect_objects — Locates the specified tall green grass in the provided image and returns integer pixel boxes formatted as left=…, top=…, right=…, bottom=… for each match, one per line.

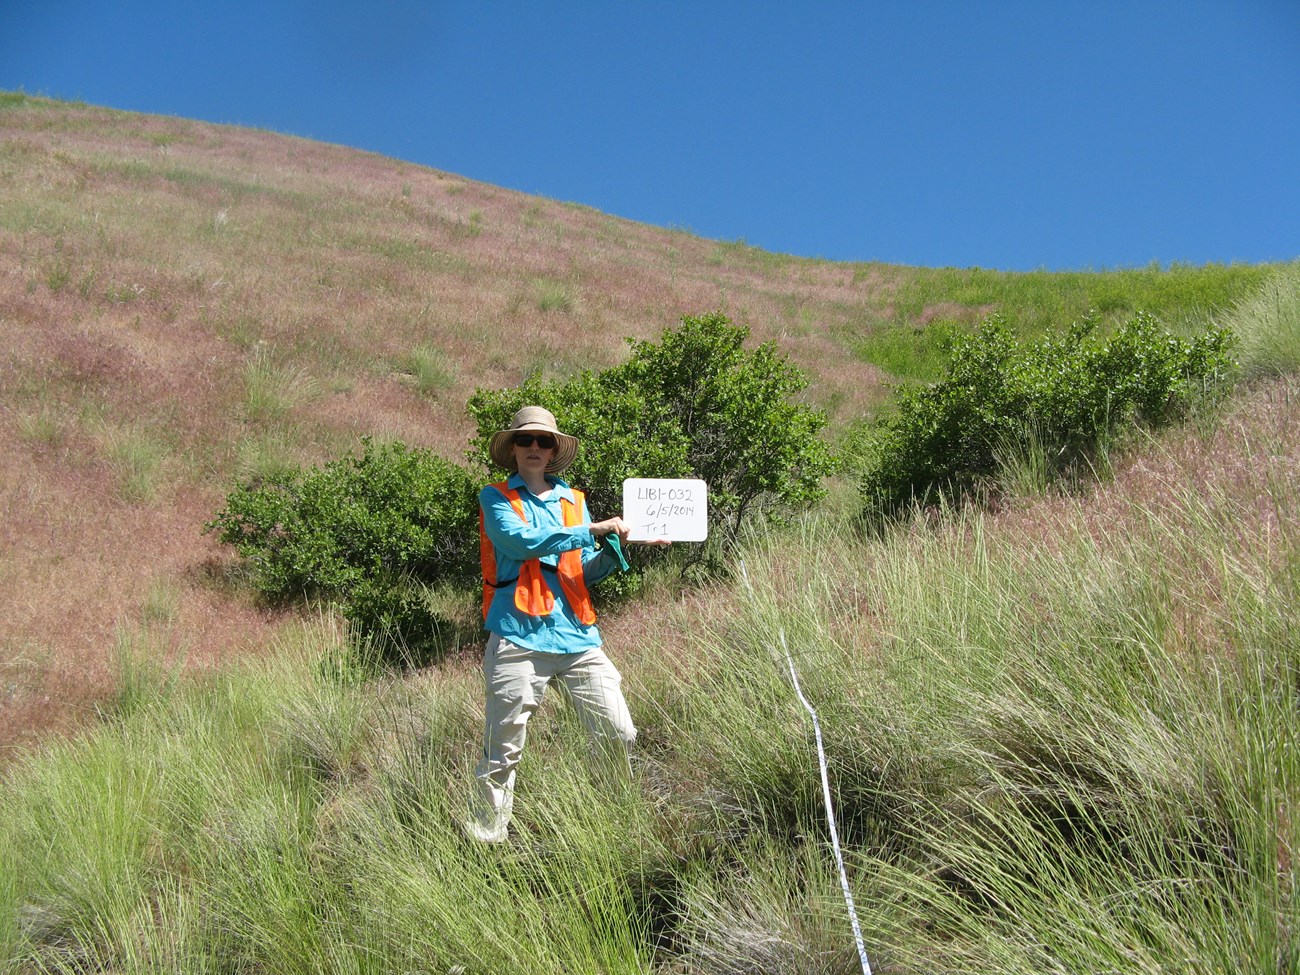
left=893, top=262, right=1268, bottom=332
left=2, top=404, right=1295, bottom=968
left=715, top=413, right=1297, bottom=971
left=6, top=360, right=1297, bottom=973
left=853, top=261, right=1272, bottom=382
left=1227, top=262, right=1300, bottom=379
left=1, top=620, right=665, bottom=973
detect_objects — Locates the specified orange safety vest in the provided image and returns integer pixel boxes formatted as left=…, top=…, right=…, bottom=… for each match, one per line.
left=480, top=481, right=597, bottom=626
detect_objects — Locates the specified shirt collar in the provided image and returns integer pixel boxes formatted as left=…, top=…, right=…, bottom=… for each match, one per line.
left=506, top=471, right=574, bottom=503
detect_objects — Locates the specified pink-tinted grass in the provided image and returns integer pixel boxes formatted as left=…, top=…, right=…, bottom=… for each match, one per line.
left=0, top=95, right=1283, bottom=756
left=983, top=377, right=1300, bottom=644
left=0, top=97, right=884, bottom=752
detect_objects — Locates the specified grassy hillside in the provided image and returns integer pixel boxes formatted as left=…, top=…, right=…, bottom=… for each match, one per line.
left=2, top=372, right=1294, bottom=972
left=0, top=90, right=1280, bottom=754
left=1, top=92, right=1297, bottom=972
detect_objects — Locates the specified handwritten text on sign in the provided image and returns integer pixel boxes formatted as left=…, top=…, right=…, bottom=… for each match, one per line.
left=623, top=478, right=708, bottom=542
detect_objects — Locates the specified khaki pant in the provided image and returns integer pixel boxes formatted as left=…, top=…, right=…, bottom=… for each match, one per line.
left=467, top=633, right=636, bottom=842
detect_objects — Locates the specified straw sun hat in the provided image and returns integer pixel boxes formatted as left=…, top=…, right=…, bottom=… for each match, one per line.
left=488, top=406, right=580, bottom=474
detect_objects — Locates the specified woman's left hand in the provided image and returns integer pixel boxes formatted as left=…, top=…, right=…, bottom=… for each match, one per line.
left=590, top=516, right=631, bottom=544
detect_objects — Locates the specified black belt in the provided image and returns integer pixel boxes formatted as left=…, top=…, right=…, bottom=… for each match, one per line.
left=488, top=563, right=559, bottom=588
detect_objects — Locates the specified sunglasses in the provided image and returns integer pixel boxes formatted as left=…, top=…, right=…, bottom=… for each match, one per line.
left=512, top=433, right=557, bottom=449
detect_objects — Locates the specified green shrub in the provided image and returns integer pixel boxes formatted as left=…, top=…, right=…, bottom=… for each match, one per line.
left=861, top=312, right=1237, bottom=518
left=467, top=312, right=836, bottom=558
left=340, top=578, right=465, bottom=668
left=467, top=370, right=692, bottom=532
left=206, top=437, right=479, bottom=661
left=467, top=366, right=694, bottom=599
left=617, top=313, right=835, bottom=537
left=210, top=313, right=836, bottom=637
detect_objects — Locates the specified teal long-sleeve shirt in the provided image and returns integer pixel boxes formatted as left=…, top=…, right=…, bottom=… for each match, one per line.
left=480, top=473, right=622, bottom=653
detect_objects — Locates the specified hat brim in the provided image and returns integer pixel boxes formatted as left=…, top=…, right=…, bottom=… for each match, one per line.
left=489, top=425, right=579, bottom=474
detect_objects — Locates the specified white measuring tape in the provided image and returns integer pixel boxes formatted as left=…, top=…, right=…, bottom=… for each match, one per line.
left=740, top=561, right=873, bottom=975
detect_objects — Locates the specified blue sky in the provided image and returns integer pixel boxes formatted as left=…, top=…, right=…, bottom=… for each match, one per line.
left=2, top=1, right=1297, bottom=271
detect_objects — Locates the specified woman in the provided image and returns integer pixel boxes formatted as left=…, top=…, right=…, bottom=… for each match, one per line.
left=468, top=405, right=661, bottom=843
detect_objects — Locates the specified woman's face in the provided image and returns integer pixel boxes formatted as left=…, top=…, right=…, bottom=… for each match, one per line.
left=511, top=432, right=555, bottom=476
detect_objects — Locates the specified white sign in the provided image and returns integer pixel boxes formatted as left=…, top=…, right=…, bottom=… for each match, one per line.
left=623, top=478, right=708, bottom=542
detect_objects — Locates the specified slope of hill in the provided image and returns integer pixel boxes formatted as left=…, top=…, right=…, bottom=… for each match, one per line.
left=1, top=372, right=1293, bottom=973
left=0, top=94, right=868, bottom=750
left=0, top=93, right=1274, bottom=751
left=1, top=93, right=1295, bottom=972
